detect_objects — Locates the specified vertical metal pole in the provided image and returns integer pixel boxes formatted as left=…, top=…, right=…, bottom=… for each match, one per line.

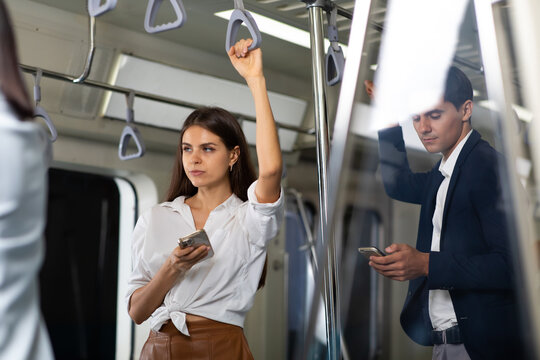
left=307, top=3, right=340, bottom=359
left=322, top=0, right=372, bottom=355
left=298, top=0, right=375, bottom=358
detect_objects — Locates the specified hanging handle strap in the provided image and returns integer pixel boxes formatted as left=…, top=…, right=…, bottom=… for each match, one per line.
left=88, top=0, right=117, bottom=17
left=34, top=106, right=58, bottom=142
left=32, top=70, right=58, bottom=142
left=327, top=6, right=340, bottom=51
left=33, top=69, right=42, bottom=105
left=225, top=0, right=262, bottom=52
left=325, top=6, right=345, bottom=86
left=144, top=0, right=187, bottom=34
left=325, top=48, right=345, bottom=86
left=118, top=92, right=146, bottom=160
left=126, top=92, right=135, bottom=125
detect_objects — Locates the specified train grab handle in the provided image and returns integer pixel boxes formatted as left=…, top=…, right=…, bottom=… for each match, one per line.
left=325, top=6, right=345, bottom=86
left=33, top=70, right=58, bottom=143
left=225, top=0, right=262, bottom=52
left=88, top=0, right=117, bottom=17
left=118, top=92, right=146, bottom=160
left=144, top=0, right=187, bottom=34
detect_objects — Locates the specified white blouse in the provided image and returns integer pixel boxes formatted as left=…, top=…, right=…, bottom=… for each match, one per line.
left=0, top=95, right=54, bottom=360
left=126, top=181, right=284, bottom=336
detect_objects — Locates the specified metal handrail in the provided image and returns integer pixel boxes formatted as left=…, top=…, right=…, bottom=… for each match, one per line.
left=300, top=0, right=373, bottom=358
left=336, top=5, right=353, bottom=20
left=19, top=64, right=315, bottom=135
left=307, top=5, right=339, bottom=359
left=33, top=69, right=58, bottom=142
left=73, top=15, right=96, bottom=83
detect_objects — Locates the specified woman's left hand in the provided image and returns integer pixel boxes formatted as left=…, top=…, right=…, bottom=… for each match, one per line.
left=228, top=39, right=263, bottom=81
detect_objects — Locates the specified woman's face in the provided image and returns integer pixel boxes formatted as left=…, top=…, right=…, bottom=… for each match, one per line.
left=181, top=125, right=238, bottom=190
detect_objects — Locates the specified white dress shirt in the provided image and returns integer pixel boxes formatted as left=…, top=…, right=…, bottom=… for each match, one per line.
left=126, top=181, right=284, bottom=336
left=0, top=95, right=54, bottom=360
left=429, top=130, right=472, bottom=331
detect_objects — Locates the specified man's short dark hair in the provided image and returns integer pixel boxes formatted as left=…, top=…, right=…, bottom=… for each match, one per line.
left=444, top=66, right=473, bottom=110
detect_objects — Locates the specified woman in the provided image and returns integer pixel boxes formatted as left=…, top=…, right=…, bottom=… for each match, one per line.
left=0, top=1, right=54, bottom=359
left=126, top=39, right=284, bottom=359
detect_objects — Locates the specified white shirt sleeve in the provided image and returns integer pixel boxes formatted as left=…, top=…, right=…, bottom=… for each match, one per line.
left=125, top=211, right=152, bottom=311
left=245, top=180, right=285, bottom=248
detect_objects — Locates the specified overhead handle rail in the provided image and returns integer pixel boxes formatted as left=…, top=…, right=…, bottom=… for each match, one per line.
left=73, top=15, right=96, bottom=83
left=33, top=69, right=58, bottom=143
left=20, top=64, right=315, bottom=136
left=88, top=0, right=117, bottom=17
left=118, top=92, right=146, bottom=160
left=225, top=0, right=262, bottom=52
left=144, top=0, right=187, bottom=34
left=325, top=5, right=345, bottom=86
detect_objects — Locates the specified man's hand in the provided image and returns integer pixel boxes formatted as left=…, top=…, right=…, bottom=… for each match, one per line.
left=369, top=244, right=429, bottom=281
left=364, top=80, right=375, bottom=100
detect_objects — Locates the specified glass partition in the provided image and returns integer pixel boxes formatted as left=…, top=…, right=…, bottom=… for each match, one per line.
left=292, top=0, right=540, bottom=359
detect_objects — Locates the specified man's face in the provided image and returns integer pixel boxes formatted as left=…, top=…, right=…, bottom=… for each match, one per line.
left=412, top=99, right=472, bottom=159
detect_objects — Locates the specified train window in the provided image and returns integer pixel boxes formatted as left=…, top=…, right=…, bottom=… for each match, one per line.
left=103, top=54, right=307, bottom=151
left=283, top=192, right=325, bottom=359
left=341, top=208, right=384, bottom=360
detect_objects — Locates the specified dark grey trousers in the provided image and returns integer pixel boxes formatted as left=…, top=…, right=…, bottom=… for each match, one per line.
left=432, top=344, right=471, bottom=360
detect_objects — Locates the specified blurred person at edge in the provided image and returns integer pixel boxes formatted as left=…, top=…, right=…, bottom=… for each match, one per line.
left=0, top=1, right=54, bottom=359
left=366, top=67, right=524, bottom=360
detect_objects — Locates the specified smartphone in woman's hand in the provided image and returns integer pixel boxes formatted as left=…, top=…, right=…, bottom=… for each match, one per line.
left=178, top=229, right=214, bottom=261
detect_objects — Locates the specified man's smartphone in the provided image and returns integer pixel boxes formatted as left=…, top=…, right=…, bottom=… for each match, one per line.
left=178, top=229, right=214, bottom=261
left=358, top=246, right=386, bottom=259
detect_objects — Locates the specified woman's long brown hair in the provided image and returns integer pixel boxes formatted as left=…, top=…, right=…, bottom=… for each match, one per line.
left=0, top=0, right=34, bottom=120
left=165, top=107, right=268, bottom=289
left=166, top=107, right=256, bottom=202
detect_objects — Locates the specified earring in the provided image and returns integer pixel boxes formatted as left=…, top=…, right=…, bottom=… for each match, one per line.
left=229, top=164, right=233, bottom=172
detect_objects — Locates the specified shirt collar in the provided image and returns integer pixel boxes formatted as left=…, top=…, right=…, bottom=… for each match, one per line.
left=161, top=192, right=243, bottom=214
left=439, top=129, right=473, bottom=178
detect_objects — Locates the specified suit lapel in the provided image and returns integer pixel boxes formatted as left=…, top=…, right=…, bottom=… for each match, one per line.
left=418, top=169, right=443, bottom=253
left=427, top=170, right=444, bottom=221
left=440, top=130, right=481, bottom=239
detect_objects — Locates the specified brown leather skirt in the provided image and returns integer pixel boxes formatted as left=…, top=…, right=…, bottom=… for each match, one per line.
left=139, top=315, right=254, bottom=360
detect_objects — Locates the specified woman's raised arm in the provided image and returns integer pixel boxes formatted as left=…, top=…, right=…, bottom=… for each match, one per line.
left=228, top=39, right=282, bottom=203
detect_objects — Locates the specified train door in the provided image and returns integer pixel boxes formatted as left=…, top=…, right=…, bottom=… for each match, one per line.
left=39, top=167, right=156, bottom=360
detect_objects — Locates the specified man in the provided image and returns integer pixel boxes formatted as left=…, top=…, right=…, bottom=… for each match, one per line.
left=369, top=67, right=524, bottom=359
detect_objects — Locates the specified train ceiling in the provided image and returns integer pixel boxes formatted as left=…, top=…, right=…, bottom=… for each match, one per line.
left=28, top=0, right=509, bottom=104
left=28, top=0, right=354, bottom=82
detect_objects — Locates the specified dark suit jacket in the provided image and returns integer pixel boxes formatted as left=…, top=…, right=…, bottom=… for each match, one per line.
left=378, top=126, right=524, bottom=360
